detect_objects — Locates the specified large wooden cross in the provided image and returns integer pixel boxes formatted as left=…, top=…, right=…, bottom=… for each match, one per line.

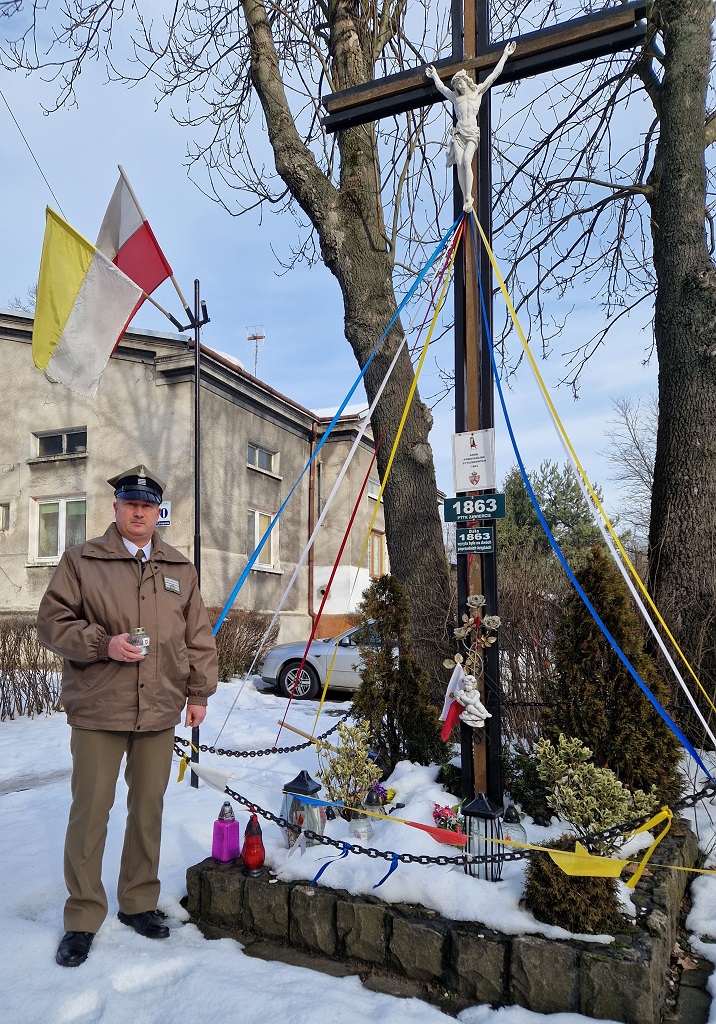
left=323, top=1, right=648, bottom=806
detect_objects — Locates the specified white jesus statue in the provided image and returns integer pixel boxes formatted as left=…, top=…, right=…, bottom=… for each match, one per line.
left=426, top=41, right=516, bottom=211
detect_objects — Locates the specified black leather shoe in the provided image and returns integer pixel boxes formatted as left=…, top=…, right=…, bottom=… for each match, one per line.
left=56, top=931, right=94, bottom=967
left=117, top=909, right=170, bottom=939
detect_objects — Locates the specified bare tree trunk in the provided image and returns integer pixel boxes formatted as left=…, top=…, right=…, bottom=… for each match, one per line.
left=648, top=0, right=716, bottom=723
left=243, top=0, right=452, bottom=683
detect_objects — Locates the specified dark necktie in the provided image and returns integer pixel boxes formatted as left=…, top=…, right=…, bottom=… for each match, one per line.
left=136, top=550, right=146, bottom=577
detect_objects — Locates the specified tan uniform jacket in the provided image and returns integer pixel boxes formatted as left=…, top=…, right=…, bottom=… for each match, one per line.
left=37, top=523, right=218, bottom=732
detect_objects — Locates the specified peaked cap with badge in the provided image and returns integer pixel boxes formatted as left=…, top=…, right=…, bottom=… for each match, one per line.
left=107, top=465, right=166, bottom=505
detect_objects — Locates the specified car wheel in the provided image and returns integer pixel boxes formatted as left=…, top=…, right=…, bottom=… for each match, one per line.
left=278, top=661, right=320, bottom=700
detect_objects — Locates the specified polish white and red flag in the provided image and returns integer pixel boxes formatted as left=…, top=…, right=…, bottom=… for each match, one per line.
left=439, top=662, right=466, bottom=742
left=96, top=166, right=173, bottom=300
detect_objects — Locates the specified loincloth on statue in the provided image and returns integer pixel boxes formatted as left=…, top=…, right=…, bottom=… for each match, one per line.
left=446, top=125, right=480, bottom=166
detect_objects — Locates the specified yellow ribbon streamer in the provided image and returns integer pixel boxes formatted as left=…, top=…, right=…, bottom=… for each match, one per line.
left=548, top=842, right=628, bottom=878
left=622, top=807, right=672, bottom=888
left=493, top=806, right=671, bottom=880
left=473, top=216, right=715, bottom=719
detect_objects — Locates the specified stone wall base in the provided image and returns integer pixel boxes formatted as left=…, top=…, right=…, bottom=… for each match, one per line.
left=185, top=823, right=700, bottom=1023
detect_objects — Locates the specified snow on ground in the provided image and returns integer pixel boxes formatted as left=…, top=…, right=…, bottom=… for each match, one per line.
left=2, top=677, right=715, bottom=1024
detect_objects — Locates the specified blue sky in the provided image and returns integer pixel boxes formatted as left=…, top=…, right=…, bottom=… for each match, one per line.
left=0, top=52, right=658, bottom=514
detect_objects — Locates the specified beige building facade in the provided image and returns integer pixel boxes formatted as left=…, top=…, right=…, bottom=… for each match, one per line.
left=0, top=311, right=386, bottom=641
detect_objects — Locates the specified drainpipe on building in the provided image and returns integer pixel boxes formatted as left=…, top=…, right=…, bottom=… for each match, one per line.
left=307, top=420, right=318, bottom=627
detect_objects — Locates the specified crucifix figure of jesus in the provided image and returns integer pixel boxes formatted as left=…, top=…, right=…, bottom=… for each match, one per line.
left=426, top=41, right=516, bottom=211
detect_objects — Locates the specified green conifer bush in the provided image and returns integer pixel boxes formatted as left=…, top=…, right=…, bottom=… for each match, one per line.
left=501, top=743, right=553, bottom=826
left=351, top=574, right=443, bottom=774
left=523, top=834, right=625, bottom=934
left=542, top=546, right=681, bottom=803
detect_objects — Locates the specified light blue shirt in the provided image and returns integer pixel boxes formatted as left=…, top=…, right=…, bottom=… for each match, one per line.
left=121, top=538, right=151, bottom=561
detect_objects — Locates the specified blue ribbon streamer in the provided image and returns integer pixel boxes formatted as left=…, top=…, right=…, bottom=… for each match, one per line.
left=310, top=842, right=350, bottom=886
left=213, top=216, right=462, bottom=635
left=284, top=795, right=343, bottom=808
left=373, top=853, right=399, bottom=889
left=468, top=215, right=714, bottom=783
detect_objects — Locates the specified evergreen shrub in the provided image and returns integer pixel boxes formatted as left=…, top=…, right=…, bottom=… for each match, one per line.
left=315, top=720, right=382, bottom=816
left=436, top=758, right=461, bottom=798
left=536, top=734, right=658, bottom=853
left=523, top=834, right=625, bottom=934
left=351, top=575, right=443, bottom=774
left=543, top=545, right=681, bottom=803
left=501, top=743, right=552, bottom=826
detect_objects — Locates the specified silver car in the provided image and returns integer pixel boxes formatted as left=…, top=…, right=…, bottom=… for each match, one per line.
left=257, top=623, right=379, bottom=699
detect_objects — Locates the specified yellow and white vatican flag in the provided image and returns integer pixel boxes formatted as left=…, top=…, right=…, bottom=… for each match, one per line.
left=32, top=207, right=142, bottom=399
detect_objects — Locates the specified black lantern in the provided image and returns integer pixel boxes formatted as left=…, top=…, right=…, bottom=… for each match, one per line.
left=280, top=770, right=326, bottom=848
left=462, top=792, right=504, bottom=882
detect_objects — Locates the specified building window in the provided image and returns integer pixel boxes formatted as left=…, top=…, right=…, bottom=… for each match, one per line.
left=0, top=503, right=9, bottom=532
left=369, top=531, right=385, bottom=578
left=247, top=443, right=276, bottom=474
left=33, top=497, right=86, bottom=561
left=368, top=476, right=382, bottom=501
left=34, top=428, right=87, bottom=459
left=247, top=508, right=279, bottom=569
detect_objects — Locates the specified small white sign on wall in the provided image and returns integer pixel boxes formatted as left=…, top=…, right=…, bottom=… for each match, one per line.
left=157, top=501, right=171, bottom=527
left=451, top=429, right=496, bottom=492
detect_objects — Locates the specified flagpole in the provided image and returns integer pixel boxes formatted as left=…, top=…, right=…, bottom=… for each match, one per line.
left=192, top=279, right=204, bottom=589
left=192, top=279, right=209, bottom=788
left=170, top=274, right=193, bottom=322
left=141, top=290, right=185, bottom=332
left=179, top=280, right=210, bottom=787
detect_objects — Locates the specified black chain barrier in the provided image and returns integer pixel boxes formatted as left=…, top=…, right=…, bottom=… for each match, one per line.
left=223, top=775, right=475, bottom=867
left=175, top=734, right=716, bottom=868
left=501, top=699, right=555, bottom=708
left=174, top=710, right=350, bottom=760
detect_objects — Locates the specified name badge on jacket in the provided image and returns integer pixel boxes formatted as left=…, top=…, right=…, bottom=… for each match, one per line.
left=163, top=576, right=181, bottom=595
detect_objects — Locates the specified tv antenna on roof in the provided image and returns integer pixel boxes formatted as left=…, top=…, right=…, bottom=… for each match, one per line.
left=246, top=325, right=265, bottom=377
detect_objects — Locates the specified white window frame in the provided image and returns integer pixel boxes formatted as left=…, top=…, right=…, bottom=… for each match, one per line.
left=0, top=502, right=9, bottom=532
left=30, top=494, right=86, bottom=564
left=368, top=476, right=383, bottom=502
left=247, top=507, right=279, bottom=570
left=247, top=442, right=278, bottom=475
left=33, top=427, right=87, bottom=459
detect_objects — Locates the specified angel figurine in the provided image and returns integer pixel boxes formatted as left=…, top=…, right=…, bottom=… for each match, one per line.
left=456, top=673, right=491, bottom=728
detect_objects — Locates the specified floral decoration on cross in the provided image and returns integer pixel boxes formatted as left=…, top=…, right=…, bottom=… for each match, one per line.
left=443, top=593, right=501, bottom=679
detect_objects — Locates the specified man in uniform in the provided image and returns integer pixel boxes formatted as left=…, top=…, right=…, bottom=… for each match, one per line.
left=37, top=465, right=218, bottom=967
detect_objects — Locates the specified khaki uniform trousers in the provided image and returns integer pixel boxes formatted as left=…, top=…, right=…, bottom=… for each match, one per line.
left=63, top=726, right=175, bottom=933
